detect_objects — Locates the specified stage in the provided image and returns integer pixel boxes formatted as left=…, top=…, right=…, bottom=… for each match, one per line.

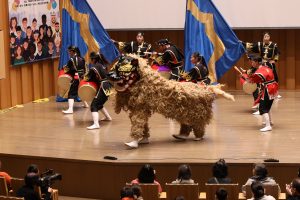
left=0, top=91, right=299, bottom=199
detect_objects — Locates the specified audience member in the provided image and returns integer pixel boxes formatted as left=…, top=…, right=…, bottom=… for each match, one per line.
left=120, top=186, right=134, bottom=200
left=286, top=178, right=300, bottom=200
left=207, top=159, right=231, bottom=184
left=216, top=188, right=228, bottom=200
left=175, top=196, right=185, bottom=200
left=16, top=173, right=41, bottom=200
left=131, top=164, right=162, bottom=193
left=242, top=163, right=279, bottom=193
left=0, top=160, right=12, bottom=190
left=248, top=181, right=276, bottom=200
left=131, top=185, right=143, bottom=200
left=172, top=164, right=194, bottom=184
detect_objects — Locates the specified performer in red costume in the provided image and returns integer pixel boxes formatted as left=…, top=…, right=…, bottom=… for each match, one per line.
left=247, top=56, right=278, bottom=132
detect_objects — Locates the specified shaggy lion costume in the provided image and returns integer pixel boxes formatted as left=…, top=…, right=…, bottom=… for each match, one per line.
left=110, top=56, right=234, bottom=148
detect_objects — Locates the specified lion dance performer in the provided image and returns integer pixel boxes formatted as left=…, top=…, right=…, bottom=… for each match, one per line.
left=109, top=55, right=234, bottom=148
left=85, top=52, right=113, bottom=130
left=62, top=46, right=89, bottom=114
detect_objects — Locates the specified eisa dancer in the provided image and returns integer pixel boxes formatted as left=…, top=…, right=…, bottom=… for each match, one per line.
left=85, top=52, right=112, bottom=130
left=246, top=56, right=278, bottom=132
left=62, top=46, right=89, bottom=114
left=113, top=32, right=152, bottom=58
left=155, top=39, right=185, bottom=81
left=244, top=32, right=280, bottom=83
left=182, top=52, right=211, bottom=85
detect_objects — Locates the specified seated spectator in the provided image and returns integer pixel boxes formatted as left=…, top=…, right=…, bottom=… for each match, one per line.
left=207, top=159, right=232, bottom=184
left=172, top=164, right=194, bottom=184
left=27, top=164, right=52, bottom=200
left=16, top=173, right=41, bottom=200
left=242, top=163, right=279, bottom=193
left=0, top=160, right=12, bottom=190
left=120, top=186, right=134, bottom=200
left=248, top=181, right=275, bottom=200
left=131, top=164, right=162, bottom=193
left=131, top=185, right=143, bottom=200
left=286, top=178, right=300, bottom=200
left=216, top=188, right=228, bottom=200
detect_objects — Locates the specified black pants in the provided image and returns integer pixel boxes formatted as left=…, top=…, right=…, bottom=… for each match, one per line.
left=259, top=92, right=274, bottom=115
left=68, top=79, right=79, bottom=99
left=90, top=89, right=108, bottom=112
left=252, top=87, right=259, bottom=102
left=266, top=62, right=279, bottom=83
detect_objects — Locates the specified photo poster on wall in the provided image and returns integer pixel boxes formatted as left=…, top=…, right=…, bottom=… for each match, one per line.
left=8, top=0, right=61, bottom=66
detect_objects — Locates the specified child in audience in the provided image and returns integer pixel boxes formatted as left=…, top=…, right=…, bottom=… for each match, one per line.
left=131, top=164, right=162, bottom=193
left=131, top=185, right=143, bottom=200
left=248, top=181, right=275, bottom=200
left=120, top=186, right=134, bottom=200
left=172, top=164, right=194, bottom=184
left=207, top=159, right=232, bottom=184
left=216, top=188, right=228, bottom=200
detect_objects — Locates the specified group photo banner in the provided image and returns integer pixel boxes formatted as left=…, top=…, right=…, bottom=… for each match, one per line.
left=8, top=0, right=61, bottom=66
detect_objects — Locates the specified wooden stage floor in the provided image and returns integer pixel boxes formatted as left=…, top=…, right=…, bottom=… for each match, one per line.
left=0, top=91, right=299, bottom=164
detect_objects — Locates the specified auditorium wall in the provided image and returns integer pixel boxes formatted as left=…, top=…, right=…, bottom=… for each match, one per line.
left=0, top=0, right=299, bottom=109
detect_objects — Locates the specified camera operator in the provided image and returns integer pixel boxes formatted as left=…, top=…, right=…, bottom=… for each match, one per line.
left=27, top=164, right=53, bottom=200
left=17, top=173, right=41, bottom=200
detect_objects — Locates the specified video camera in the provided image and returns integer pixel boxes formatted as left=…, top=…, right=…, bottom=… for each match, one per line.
left=38, top=169, right=62, bottom=188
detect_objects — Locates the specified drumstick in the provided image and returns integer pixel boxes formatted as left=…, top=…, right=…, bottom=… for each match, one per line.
left=233, top=66, right=243, bottom=75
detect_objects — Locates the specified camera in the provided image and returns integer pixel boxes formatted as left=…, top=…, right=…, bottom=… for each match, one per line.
left=38, top=169, right=62, bottom=188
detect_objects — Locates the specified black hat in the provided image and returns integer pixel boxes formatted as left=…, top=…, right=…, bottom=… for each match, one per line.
left=90, top=52, right=100, bottom=59
left=68, top=45, right=77, bottom=52
left=250, top=55, right=262, bottom=63
left=157, top=38, right=170, bottom=45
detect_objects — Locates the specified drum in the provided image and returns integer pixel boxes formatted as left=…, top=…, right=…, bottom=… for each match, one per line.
left=57, top=69, right=73, bottom=96
left=240, top=74, right=257, bottom=94
left=78, top=80, right=98, bottom=102
left=151, top=64, right=171, bottom=79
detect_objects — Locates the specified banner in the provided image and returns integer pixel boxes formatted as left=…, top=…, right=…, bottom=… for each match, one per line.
left=59, top=0, right=120, bottom=69
left=184, top=0, right=245, bottom=82
left=8, top=0, right=61, bottom=66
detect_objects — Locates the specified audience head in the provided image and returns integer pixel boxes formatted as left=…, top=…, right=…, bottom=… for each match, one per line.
left=215, top=188, right=228, bottom=200
left=212, top=159, right=228, bottom=179
left=251, top=181, right=265, bottom=199
left=175, top=196, right=185, bottom=200
left=253, top=163, right=268, bottom=180
left=131, top=185, right=142, bottom=199
left=291, top=178, right=300, bottom=196
left=27, top=164, right=39, bottom=174
left=120, top=186, right=134, bottom=200
left=177, top=164, right=192, bottom=180
left=137, top=164, right=156, bottom=183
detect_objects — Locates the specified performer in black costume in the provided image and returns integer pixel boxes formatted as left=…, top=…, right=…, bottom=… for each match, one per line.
left=243, top=32, right=280, bottom=83
left=113, top=32, right=152, bottom=58
left=85, top=52, right=112, bottom=130
left=183, top=52, right=210, bottom=85
left=155, top=38, right=185, bottom=81
left=62, top=46, right=89, bottom=114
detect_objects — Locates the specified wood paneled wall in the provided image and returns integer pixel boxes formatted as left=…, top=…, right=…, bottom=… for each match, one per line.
left=0, top=0, right=299, bottom=109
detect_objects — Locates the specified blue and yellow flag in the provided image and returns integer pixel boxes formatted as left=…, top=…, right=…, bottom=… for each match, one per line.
left=184, top=0, right=245, bottom=82
left=59, top=0, right=119, bottom=68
